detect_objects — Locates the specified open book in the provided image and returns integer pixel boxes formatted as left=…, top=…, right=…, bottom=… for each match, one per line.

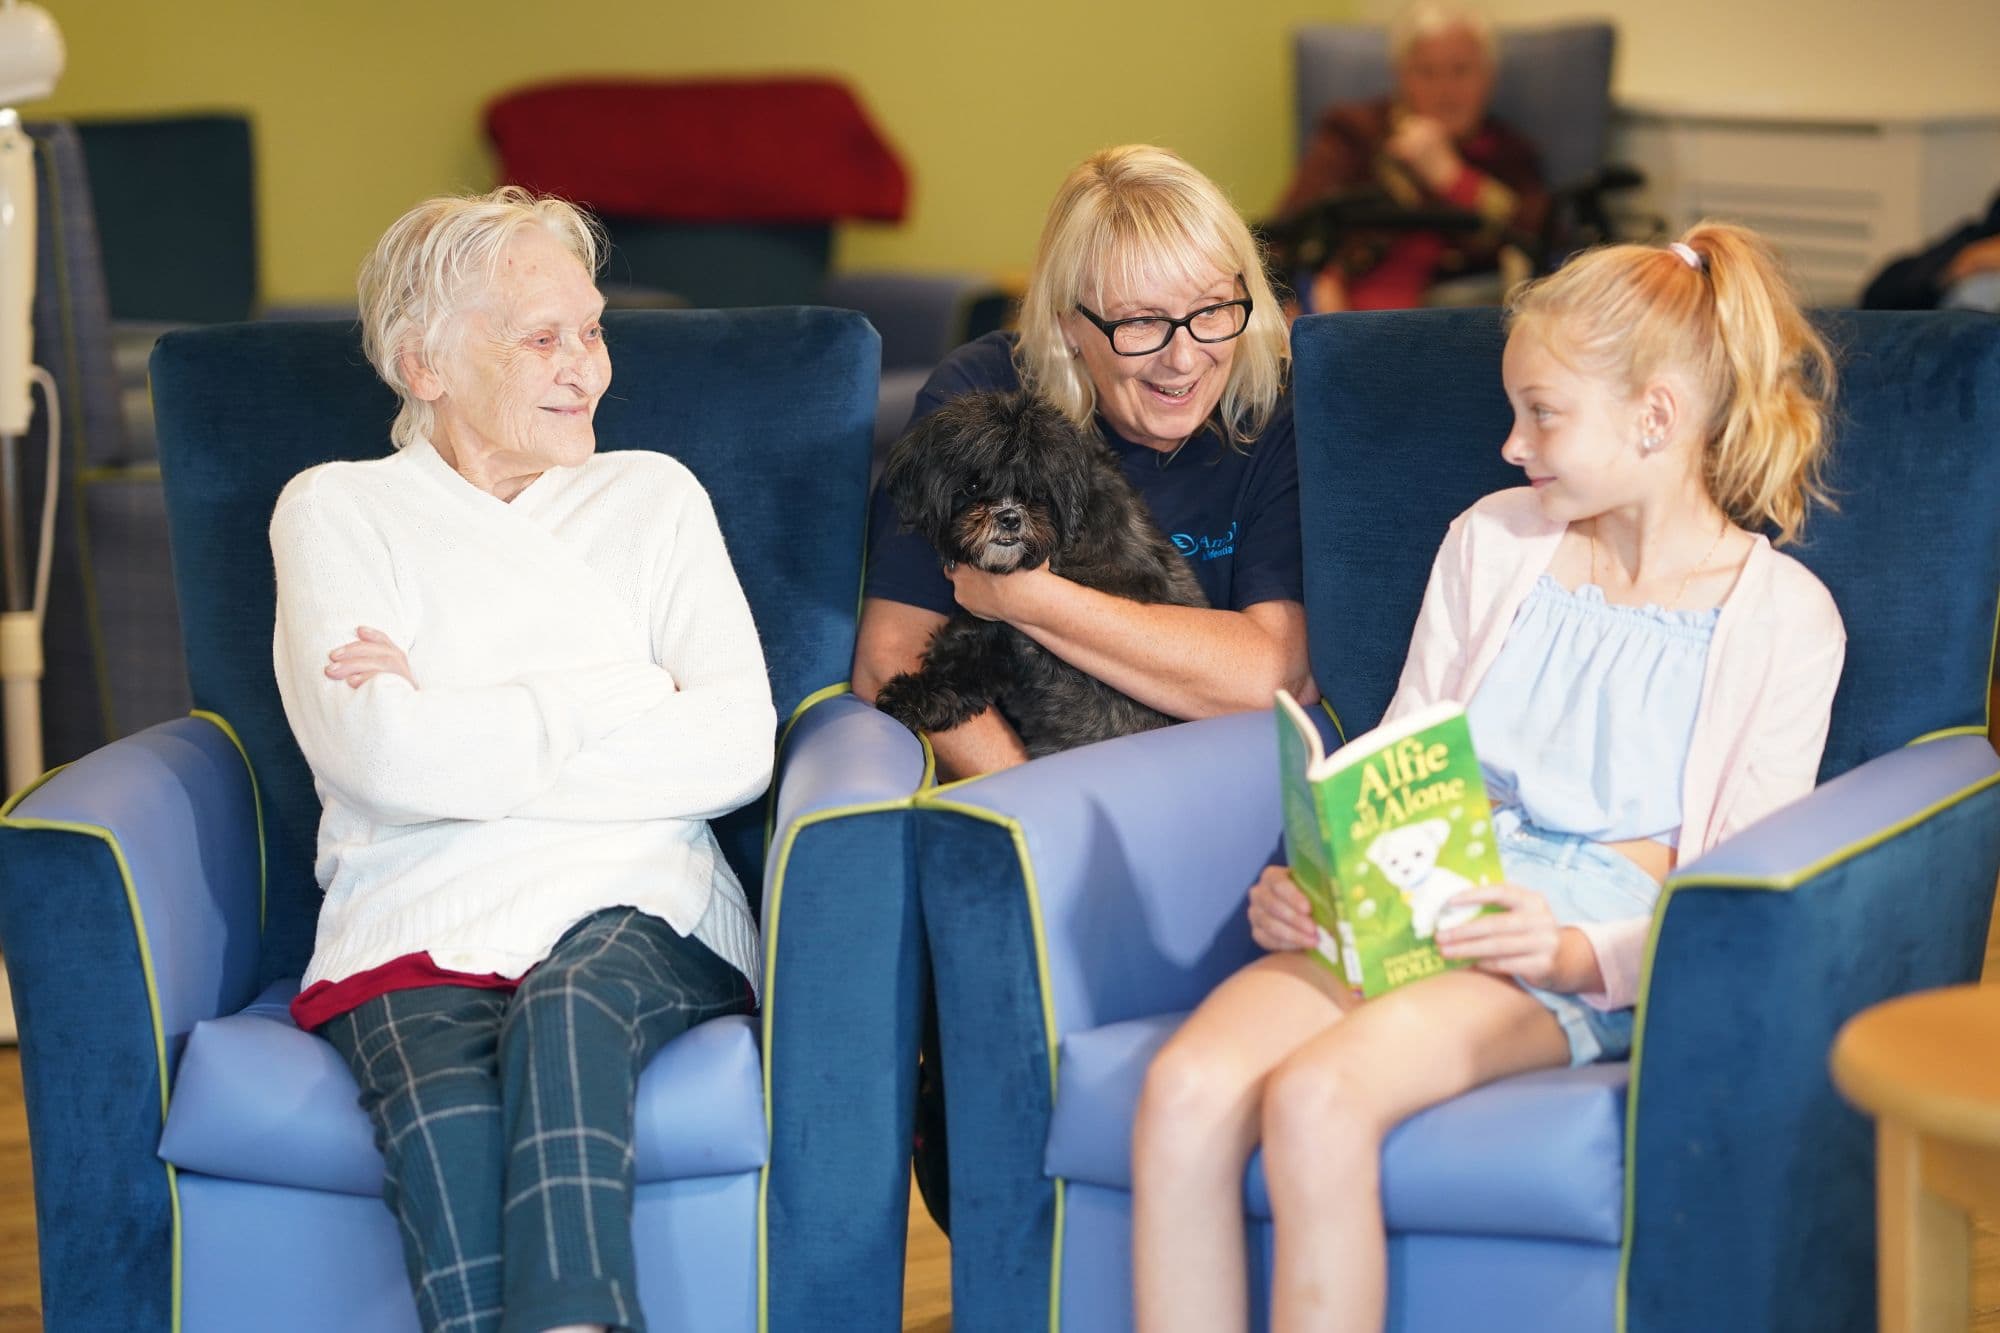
left=1275, top=691, right=1504, bottom=998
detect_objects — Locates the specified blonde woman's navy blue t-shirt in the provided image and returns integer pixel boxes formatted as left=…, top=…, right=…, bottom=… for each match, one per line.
left=865, top=332, right=1303, bottom=615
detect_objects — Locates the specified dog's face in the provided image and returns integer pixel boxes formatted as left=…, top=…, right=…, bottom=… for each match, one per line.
left=1366, top=818, right=1450, bottom=890
left=883, top=391, right=1096, bottom=573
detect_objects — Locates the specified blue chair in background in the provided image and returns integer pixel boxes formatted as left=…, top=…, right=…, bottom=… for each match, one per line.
left=0, top=308, right=925, bottom=1331
left=918, top=308, right=2000, bottom=1331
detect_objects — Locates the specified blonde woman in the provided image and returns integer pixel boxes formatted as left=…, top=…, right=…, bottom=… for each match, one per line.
left=854, top=144, right=1313, bottom=781
left=1135, top=222, right=1845, bottom=1331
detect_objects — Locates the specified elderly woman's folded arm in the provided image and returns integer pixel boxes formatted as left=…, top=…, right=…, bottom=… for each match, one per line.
left=508, top=477, right=779, bottom=820
left=272, top=482, right=683, bottom=825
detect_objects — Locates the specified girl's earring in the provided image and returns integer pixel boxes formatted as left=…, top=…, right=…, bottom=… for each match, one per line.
left=1641, top=431, right=1663, bottom=454
left=1068, top=345, right=1081, bottom=358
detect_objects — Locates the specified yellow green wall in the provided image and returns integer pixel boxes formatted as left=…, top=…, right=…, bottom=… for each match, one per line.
left=42, top=0, right=1359, bottom=305
left=1352, top=0, right=2000, bottom=119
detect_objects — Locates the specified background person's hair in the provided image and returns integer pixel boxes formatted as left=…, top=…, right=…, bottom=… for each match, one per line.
left=1389, top=1, right=1497, bottom=67
left=358, top=186, right=605, bottom=450
left=1507, top=221, right=1837, bottom=545
left=1015, top=144, right=1289, bottom=446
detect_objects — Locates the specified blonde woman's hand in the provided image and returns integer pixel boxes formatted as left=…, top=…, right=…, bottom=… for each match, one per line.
left=1247, top=864, right=1321, bottom=953
left=325, top=625, right=417, bottom=690
left=945, top=561, right=1057, bottom=624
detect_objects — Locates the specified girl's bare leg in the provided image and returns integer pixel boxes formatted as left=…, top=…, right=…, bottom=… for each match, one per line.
left=1260, top=970, right=1570, bottom=1333
left=1133, top=952, right=1356, bottom=1333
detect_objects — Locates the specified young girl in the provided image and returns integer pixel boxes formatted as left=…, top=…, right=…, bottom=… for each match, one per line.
left=1131, top=222, right=1847, bottom=1332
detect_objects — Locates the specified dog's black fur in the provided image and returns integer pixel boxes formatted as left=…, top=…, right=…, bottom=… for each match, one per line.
left=874, top=390, right=1208, bottom=757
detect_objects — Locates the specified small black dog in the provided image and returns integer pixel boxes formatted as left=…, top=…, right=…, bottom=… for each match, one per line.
left=874, top=390, right=1207, bottom=757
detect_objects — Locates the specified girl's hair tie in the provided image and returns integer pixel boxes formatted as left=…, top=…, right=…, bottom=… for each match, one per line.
left=1668, top=241, right=1707, bottom=272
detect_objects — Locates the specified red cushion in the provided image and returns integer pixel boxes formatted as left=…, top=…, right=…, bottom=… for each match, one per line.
left=486, top=78, right=909, bottom=224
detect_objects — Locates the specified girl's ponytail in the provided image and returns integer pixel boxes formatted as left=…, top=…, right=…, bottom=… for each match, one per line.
left=1680, top=223, right=1836, bottom=544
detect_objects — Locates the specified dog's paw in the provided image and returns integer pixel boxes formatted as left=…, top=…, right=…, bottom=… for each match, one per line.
left=874, top=672, right=979, bottom=736
left=873, top=674, right=926, bottom=732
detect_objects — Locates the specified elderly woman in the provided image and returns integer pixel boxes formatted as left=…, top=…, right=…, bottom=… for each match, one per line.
left=853, top=142, right=1312, bottom=1229
left=855, top=143, right=1314, bottom=780
left=268, top=187, right=774, bottom=1333
left=1277, top=0, right=1548, bottom=312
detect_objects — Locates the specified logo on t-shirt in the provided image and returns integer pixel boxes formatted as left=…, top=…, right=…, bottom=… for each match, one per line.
left=1171, top=521, right=1237, bottom=562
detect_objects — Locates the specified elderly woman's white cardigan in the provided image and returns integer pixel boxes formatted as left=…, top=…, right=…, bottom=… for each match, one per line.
left=270, top=439, right=774, bottom=995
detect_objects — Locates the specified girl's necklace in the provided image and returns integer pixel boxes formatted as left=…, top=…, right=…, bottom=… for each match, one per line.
left=1590, top=514, right=1730, bottom=608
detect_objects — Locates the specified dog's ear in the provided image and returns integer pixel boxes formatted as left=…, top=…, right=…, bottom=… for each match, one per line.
left=882, top=408, right=956, bottom=536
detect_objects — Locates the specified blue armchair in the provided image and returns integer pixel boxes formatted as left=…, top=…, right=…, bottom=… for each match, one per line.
left=0, top=308, right=929, bottom=1331
left=918, top=308, right=2000, bottom=1332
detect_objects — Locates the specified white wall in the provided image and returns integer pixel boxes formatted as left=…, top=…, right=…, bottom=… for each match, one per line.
left=1356, top=0, right=2000, bottom=118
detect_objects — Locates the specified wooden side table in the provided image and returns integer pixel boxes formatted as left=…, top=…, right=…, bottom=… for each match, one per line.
left=1832, top=984, right=2000, bottom=1332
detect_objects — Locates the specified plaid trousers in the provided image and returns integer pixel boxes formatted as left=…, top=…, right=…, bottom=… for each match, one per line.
left=323, top=906, right=754, bottom=1333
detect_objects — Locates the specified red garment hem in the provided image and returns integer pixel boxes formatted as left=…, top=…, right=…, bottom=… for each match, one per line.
left=291, top=952, right=519, bottom=1031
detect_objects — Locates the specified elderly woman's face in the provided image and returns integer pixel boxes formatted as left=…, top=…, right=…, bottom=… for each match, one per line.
left=1061, top=262, right=1241, bottom=454
left=1397, top=26, right=1494, bottom=139
left=429, top=226, right=609, bottom=479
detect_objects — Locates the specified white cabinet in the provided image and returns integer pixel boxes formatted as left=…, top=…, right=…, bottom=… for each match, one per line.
left=1611, top=104, right=2000, bottom=304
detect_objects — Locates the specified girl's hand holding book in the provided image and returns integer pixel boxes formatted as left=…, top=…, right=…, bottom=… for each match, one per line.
left=1436, top=884, right=1603, bottom=993
left=1247, top=865, right=1320, bottom=953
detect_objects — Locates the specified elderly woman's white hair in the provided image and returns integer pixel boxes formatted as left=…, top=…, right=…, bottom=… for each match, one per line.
left=358, top=186, right=605, bottom=450
left=1390, top=1, right=1497, bottom=66
left=1016, top=145, right=1289, bottom=446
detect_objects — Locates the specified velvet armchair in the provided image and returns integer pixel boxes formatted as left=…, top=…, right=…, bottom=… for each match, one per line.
left=0, top=307, right=926, bottom=1331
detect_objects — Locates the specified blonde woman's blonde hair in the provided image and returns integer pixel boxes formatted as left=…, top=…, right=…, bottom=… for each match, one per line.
left=1506, top=221, right=1837, bottom=545
left=358, top=186, right=605, bottom=450
left=1015, top=144, right=1289, bottom=446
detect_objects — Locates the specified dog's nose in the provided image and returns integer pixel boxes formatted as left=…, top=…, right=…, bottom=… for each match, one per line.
left=996, top=508, right=1023, bottom=533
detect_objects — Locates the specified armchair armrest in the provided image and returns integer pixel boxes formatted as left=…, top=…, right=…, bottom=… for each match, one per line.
left=1626, top=735, right=2000, bottom=1333
left=920, top=710, right=1280, bottom=1042
left=0, top=713, right=264, bottom=1332
left=913, top=711, right=1280, bottom=1333
left=760, top=691, right=934, bottom=1333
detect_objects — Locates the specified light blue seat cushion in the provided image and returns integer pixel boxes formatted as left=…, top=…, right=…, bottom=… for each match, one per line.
left=159, top=980, right=767, bottom=1194
left=1044, top=1011, right=1626, bottom=1244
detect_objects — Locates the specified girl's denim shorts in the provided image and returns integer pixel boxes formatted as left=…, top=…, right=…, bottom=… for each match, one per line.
left=1492, top=807, right=1660, bottom=1066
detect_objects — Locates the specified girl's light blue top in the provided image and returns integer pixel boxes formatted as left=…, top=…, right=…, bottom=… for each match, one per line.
left=1466, top=574, right=1719, bottom=846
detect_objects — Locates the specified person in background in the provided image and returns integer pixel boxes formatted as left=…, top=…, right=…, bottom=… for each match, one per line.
left=1862, top=187, right=2000, bottom=312
left=1276, top=0, right=1548, bottom=312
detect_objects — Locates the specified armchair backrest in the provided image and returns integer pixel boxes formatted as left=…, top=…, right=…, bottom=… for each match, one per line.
left=150, top=308, right=878, bottom=984
left=74, top=113, right=258, bottom=324
left=1292, top=307, right=2000, bottom=777
left=1293, top=22, right=1616, bottom=193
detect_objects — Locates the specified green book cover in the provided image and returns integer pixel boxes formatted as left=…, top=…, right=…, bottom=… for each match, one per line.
left=1276, top=691, right=1504, bottom=998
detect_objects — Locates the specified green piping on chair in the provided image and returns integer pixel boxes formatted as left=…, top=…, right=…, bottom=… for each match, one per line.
left=1612, top=740, right=2000, bottom=1333
left=917, top=794, right=1068, bottom=1333
left=190, top=710, right=267, bottom=931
